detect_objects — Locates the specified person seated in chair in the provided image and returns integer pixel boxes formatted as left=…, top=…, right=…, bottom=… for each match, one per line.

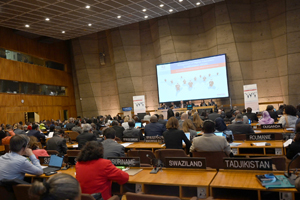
left=190, top=120, right=232, bottom=156
left=76, top=124, right=97, bottom=150
left=46, top=130, right=67, bottom=156
left=123, top=120, right=144, bottom=140
left=228, top=114, right=255, bottom=135
left=102, top=128, right=125, bottom=159
left=27, top=124, right=45, bottom=142
left=0, top=135, right=43, bottom=180
left=144, top=116, right=166, bottom=137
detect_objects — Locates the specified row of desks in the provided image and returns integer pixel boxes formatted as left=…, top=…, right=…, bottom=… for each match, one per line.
left=26, top=167, right=299, bottom=200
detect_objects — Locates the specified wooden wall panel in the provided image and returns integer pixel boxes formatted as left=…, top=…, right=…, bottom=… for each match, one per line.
left=0, top=26, right=77, bottom=124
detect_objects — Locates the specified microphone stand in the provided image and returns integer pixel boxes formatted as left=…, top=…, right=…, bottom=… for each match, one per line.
left=284, top=153, right=300, bottom=185
left=146, top=154, right=162, bottom=174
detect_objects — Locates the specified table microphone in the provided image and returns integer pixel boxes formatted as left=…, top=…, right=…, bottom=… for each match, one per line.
left=284, top=152, right=300, bottom=185
left=146, top=154, right=162, bottom=174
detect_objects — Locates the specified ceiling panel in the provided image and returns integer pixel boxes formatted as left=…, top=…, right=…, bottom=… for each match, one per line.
left=0, top=0, right=224, bottom=40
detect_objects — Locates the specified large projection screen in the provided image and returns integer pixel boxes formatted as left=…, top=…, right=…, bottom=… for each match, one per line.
left=156, top=54, right=229, bottom=103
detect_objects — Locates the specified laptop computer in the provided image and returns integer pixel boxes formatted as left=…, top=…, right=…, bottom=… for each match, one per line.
left=215, top=132, right=226, bottom=138
left=43, top=155, right=64, bottom=173
left=135, top=122, right=142, bottom=128
left=183, top=132, right=190, bottom=144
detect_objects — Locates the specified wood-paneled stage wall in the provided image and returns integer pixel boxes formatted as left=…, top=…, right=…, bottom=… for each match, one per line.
left=0, top=27, right=76, bottom=124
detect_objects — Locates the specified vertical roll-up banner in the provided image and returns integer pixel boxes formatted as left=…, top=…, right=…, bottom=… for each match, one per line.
left=243, top=84, right=259, bottom=113
left=133, top=95, right=146, bottom=115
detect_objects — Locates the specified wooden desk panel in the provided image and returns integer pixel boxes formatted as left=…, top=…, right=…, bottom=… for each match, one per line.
left=254, top=129, right=293, bottom=133
left=0, top=145, right=4, bottom=152
left=121, top=142, right=166, bottom=152
left=231, top=141, right=284, bottom=156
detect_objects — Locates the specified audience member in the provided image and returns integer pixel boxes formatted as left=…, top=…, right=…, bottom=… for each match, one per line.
left=277, top=104, right=285, bottom=115
left=175, top=112, right=180, bottom=120
left=259, top=111, right=274, bottom=125
left=167, top=105, right=174, bottom=119
left=200, top=100, right=207, bottom=106
left=188, top=111, right=193, bottom=121
left=266, top=105, right=278, bottom=122
left=228, top=114, right=254, bottom=134
left=0, top=125, right=6, bottom=144
left=144, top=116, right=166, bottom=137
left=182, top=119, right=197, bottom=141
left=122, top=116, right=130, bottom=129
left=91, top=123, right=101, bottom=139
left=163, top=117, right=191, bottom=151
left=65, top=117, right=75, bottom=130
left=123, top=120, right=144, bottom=140
left=278, top=105, right=298, bottom=128
left=29, top=173, right=81, bottom=200
left=27, top=124, right=45, bottom=142
left=215, top=117, right=228, bottom=132
left=28, top=136, right=49, bottom=159
left=231, top=110, right=249, bottom=124
left=76, top=124, right=97, bottom=150
left=6, top=124, right=16, bottom=136
left=208, top=109, right=221, bottom=121
left=72, top=120, right=83, bottom=134
left=0, top=135, right=43, bottom=180
left=190, top=120, right=231, bottom=156
left=179, top=113, right=188, bottom=129
left=48, top=126, right=55, bottom=138
left=111, top=120, right=125, bottom=140
left=102, top=128, right=125, bottom=159
left=143, top=112, right=151, bottom=122
left=157, top=114, right=167, bottom=127
left=286, top=123, right=300, bottom=159
left=179, top=100, right=186, bottom=108
left=245, top=107, right=258, bottom=122
left=46, top=131, right=67, bottom=156
left=193, top=113, right=203, bottom=129
left=14, top=124, right=26, bottom=135
left=76, top=141, right=129, bottom=200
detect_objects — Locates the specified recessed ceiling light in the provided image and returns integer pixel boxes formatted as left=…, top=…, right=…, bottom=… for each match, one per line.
left=86, top=5, right=90, bottom=9
left=117, top=15, right=121, bottom=18
left=88, top=23, right=92, bottom=26
left=143, top=8, right=147, bottom=12
left=169, top=9, right=173, bottom=12
left=179, top=0, right=183, bottom=2
left=196, top=2, right=201, bottom=5
left=25, top=24, right=30, bottom=28
left=144, top=16, right=148, bottom=19
left=160, top=4, right=164, bottom=7
left=62, top=31, right=65, bottom=33
left=45, top=18, right=50, bottom=21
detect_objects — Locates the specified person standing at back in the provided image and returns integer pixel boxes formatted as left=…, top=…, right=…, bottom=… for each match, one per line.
left=167, top=105, right=174, bottom=119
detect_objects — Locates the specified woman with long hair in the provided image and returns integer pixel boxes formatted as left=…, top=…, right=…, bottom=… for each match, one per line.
left=182, top=119, right=197, bottom=141
left=193, top=113, right=203, bottom=129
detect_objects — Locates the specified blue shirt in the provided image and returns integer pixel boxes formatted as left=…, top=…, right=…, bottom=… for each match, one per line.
left=0, top=152, right=43, bottom=180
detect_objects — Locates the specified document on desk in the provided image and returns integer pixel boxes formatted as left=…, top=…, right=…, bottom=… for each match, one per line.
left=72, top=144, right=78, bottom=148
left=254, top=130, right=261, bottom=133
left=283, top=139, right=293, bottom=147
left=124, top=168, right=143, bottom=176
left=229, top=143, right=242, bottom=147
left=121, top=143, right=133, bottom=147
left=252, top=142, right=266, bottom=146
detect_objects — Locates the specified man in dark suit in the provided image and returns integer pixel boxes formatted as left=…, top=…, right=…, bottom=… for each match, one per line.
left=245, top=107, right=258, bottom=122
left=76, top=124, right=97, bottom=149
left=14, top=124, right=26, bottom=135
left=157, top=114, right=167, bottom=128
left=46, top=131, right=67, bottom=156
left=102, top=128, right=125, bottom=159
left=111, top=120, right=125, bottom=140
left=123, top=120, right=144, bottom=140
left=66, top=117, right=75, bottom=130
left=208, top=110, right=221, bottom=122
left=228, top=114, right=255, bottom=134
left=179, top=100, right=186, bottom=108
left=27, top=124, right=45, bottom=142
left=167, top=104, right=174, bottom=119
left=144, top=116, right=166, bottom=136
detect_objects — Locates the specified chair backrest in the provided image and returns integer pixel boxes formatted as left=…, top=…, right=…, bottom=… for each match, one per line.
left=67, top=150, right=80, bottom=157
left=13, top=184, right=31, bottom=200
left=108, top=195, right=120, bottom=200
left=81, top=194, right=96, bottom=200
left=289, top=156, right=300, bottom=170
left=155, top=149, right=187, bottom=166
left=233, top=134, right=246, bottom=141
left=192, top=151, right=228, bottom=169
left=0, top=186, right=15, bottom=200
left=126, top=192, right=181, bottom=200
left=127, top=150, right=156, bottom=165
left=68, top=131, right=79, bottom=141
left=46, top=150, right=59, bottom=155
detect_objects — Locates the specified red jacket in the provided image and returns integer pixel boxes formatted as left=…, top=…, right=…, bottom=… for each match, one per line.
left=76, top=158, right=129, bottom=200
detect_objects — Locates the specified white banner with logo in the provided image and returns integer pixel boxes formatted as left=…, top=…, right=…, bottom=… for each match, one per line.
left=243, top=84, right=259, bottom=112
left=133, top=95, right=146, bottom=115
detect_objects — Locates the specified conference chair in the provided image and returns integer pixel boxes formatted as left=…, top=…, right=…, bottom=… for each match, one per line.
left=68, top=131, right=80, bottom=141
left=46, top=150, right=59, bottom=155
left=192, top=151, right=228, bottom=169
left=13, top=184, right=30, bottom=200
left=0, top=186, right=15, bottom=200
left=125, top=192, right=197, bottom=200
left=286, top=156, right=300, bottom=171
left=81, top=194, right=119, bottom=200
left=127, top=150, right=156, bottom=166
left=67, top=150, right=80, bottom=157
left=155, top=149, right=188, bottom=166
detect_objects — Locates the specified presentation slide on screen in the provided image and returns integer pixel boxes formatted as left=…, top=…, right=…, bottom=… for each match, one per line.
left=156, top=54, right=229, bottom=103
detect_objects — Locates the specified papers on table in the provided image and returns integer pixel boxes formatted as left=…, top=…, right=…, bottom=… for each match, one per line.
left=286, top=128, right=295, bottom=131
left=283, top=139, right=293, bottom=147
left=41, top=166, right=48, bottom=169
left=229, top=143, right=242, bottom=147
left=123, top=168, right=143, bottom=176
left=121, top=143, right=133, bottom=147
left=254, top=130, right=261, bottom=133
left=72, top=144, right=78, bottom=148
left=252, top=142, right=267, bottom=146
